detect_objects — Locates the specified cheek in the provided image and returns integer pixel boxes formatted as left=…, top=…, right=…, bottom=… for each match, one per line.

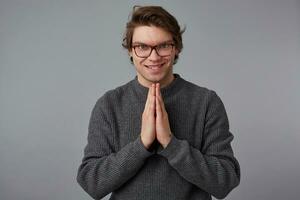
left=166, top=55, right=175, bottom=64
left=132, top=57, right=146, bottom=67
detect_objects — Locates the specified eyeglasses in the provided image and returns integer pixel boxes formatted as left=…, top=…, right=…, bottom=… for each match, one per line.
left=132, top=42, right=175, bottom=58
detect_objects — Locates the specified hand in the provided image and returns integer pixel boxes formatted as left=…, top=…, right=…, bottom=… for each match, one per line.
left=155, top=83, right=172, bottom=148
left=140, top=84, right=156, bottom=149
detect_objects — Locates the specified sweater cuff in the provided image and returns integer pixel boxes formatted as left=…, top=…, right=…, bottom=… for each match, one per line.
left=157, top=135, right=183, bottom=159
left=132, top=135, right=155, bottom=158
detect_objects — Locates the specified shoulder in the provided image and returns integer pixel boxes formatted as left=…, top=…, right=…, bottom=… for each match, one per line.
left=177, top=76, right=227, bottom=117
left=182, top=78, right=211, bottom=94
left=180, top=77, right=220, bottom=102
left=93, top=80, right=133, bottom=111
left=180, top=77, right=228, bottom=121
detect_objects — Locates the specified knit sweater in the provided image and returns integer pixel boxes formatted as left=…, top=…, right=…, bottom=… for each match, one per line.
left=77, top=74, right=240, bottom=200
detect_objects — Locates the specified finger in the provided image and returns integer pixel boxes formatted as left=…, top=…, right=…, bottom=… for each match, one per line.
left=151, top=95, right=156, bottom=116
left=147, top=84, right=155, bottom=114
left=156, top=83, right=166, bottom=112
left=156, top=83, right=162, bottom=101
left=156, top=95, right=163, bottom=119
left=156, top=83, right=160, bottom=99
left=149, top=83, right=154, bottom=98
left=151, top=82, right=155, bottom=97
left=155, top=83, right=160, bottom=117
left=145, top=84, right=154, bottom=112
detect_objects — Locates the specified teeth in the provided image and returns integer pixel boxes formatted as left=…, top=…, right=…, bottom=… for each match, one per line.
left=147, top=64, right=163, bottom=69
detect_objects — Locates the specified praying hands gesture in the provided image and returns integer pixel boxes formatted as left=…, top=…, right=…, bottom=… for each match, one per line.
left=141, top=83, right=172, bottom=149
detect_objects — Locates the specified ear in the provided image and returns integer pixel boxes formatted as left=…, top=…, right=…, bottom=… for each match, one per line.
left=174, top=46, right=179, bottom=54
left=129, top=50, right=133, bottom=57
left=128, top=50, right=134, bottom=64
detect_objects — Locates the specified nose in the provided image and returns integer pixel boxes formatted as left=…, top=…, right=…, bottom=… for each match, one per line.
left=148, top=48, right=161, bottom=61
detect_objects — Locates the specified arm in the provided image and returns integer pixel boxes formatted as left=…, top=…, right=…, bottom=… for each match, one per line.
left=76, top=97, right=153, bottom=200
left=157, top=91, right=240, bottom=199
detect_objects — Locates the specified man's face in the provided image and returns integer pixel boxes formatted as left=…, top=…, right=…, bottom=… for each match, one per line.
left=129, top=25, right=178, bottom=87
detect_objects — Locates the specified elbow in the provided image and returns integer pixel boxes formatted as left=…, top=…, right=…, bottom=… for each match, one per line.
left=213, top=160, right=241, bottom=199
left=76, top=165, right=108, bottom=200
left=212, top=187, right=233, bottom=199
left=212, top=174, right=240, bottom=199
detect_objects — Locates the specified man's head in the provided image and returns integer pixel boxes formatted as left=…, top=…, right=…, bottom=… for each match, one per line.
left=122, top=6, right=185, bottom=87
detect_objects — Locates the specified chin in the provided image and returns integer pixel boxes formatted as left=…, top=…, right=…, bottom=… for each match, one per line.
left=137, top=66, right=173, bottom=85
left=147, top=74, right=169, bottom=84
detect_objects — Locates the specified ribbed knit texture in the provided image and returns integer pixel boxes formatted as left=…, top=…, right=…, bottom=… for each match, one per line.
left=77, top=74, right=240, bottom=200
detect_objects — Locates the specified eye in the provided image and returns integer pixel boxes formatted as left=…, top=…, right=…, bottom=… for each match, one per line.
left=137, top=44, right=150, bottom=51
left=158, top=43, right=172, bottom=49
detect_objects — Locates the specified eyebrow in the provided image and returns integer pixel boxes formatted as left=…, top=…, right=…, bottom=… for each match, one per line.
left=132, top=40, right=174, bottom=46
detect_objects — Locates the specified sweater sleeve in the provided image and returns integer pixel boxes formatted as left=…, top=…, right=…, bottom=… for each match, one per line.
left=77, top=97, right=154, bottom=200
left=157, top=91, right=240, bottom=199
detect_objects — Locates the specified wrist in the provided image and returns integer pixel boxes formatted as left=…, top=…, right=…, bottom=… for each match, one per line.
left=161, top=134, right=172, bottom=148
left=140, top=135, right=152, bottom=149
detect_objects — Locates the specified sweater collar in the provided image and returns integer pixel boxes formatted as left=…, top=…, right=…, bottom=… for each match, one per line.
left=132, top=73, right=184, bottom=98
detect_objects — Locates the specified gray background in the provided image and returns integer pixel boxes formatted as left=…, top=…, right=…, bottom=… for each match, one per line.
left=1, top=0, right=299, bottom=200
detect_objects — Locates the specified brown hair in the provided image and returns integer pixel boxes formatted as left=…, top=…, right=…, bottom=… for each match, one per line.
left=122, top=5, right=185, bottom=64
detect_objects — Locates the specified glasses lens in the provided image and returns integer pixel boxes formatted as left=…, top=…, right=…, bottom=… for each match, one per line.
left=157, top=44, right=173, bottom=56
left=134, top=45, right=150, bottom=57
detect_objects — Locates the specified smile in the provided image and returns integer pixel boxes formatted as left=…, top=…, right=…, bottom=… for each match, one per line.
left=145, top=63, right=164, bottom=69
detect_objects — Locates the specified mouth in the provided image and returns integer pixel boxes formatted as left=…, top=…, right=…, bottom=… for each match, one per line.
left=145, top=63, right=164, bottom=70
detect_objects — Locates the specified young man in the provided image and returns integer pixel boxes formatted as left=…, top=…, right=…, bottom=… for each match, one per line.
left=77, top=5, right=240, bottom=200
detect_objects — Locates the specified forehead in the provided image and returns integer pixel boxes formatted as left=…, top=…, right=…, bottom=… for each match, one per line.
left=132, top=25, right=173, bottom=44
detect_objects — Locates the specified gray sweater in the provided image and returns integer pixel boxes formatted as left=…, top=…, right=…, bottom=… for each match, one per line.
left=77, top=74, right=240, bottom=200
